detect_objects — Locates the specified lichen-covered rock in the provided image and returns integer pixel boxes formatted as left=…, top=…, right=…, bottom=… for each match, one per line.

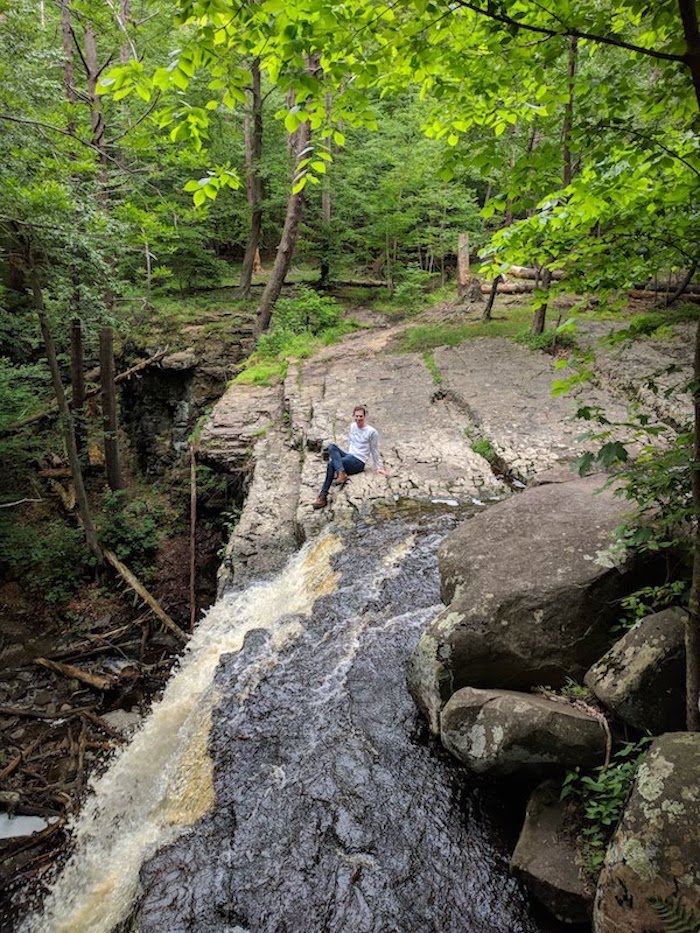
left=440, top=687, right=607, bottom=777
left=408, top=476, right=654, bottom=732
left=511, top=780, right=594, bottom=925
left=594, top=733, right=700, bottom=933
left=585, top=607, right=687, bottom=734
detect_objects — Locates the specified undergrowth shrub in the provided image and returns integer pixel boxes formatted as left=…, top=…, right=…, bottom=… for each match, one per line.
left=392, top=265, right=432, bottom=306
left=0, top=516, right=93, bottom=603
left=561, top=738, right=651, bottom=878
left=98, top=490, right=162, bottom=577
left=236, top=288, right=355, bottom=385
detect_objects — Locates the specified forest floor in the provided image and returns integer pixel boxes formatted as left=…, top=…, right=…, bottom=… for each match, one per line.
left=0, top=278, right=696, bottom=928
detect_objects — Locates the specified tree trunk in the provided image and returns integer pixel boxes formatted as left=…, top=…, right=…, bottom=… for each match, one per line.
left=678, top=0, right=700, bottom=114
left=99, top=327, right=125, bottom=491
left=83, top=23, right=109, bottom=204
left=318, top=91, right=333, bottom=288
left=531, top=268, right=552, bottom=335
left=562, top=38, right=578, bottom=187
left=70, top=318, right=86, bottom=460
left=29, top=271, right=102, bottom=564
left=239, top=60, right=264, bottom=298
left=687, top=317, right=700, bottom=730
left=118, top=0, right=134, bottom=63
left=457, top=233, right=470, bottom=298
left=654, top=260, right=698, bottom=308
left=482, top=275, right=502, bottom=321
left=255, top=120, right=311, bottom=335
left=59, top=0, right=77, bottom=135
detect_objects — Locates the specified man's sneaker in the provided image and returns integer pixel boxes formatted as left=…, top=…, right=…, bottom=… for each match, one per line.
left=334, top=471, right=348, bottom=486
left=313, top=495, right=328, bottom=510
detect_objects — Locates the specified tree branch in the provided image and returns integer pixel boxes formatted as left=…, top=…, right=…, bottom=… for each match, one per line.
left=450, top=0, right=687, bottom=64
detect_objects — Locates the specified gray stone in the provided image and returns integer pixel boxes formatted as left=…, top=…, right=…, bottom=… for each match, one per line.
left=594, top=733, right=700, bottom=933
left=408, top=476, right=650, bottom=732
left=511, top=780, right=594, bottom=924
left=161, top=348, right=198, bottom=370
left=585, top=607, right=687, bottom=734
left=440, top=687, right=607, bottom=777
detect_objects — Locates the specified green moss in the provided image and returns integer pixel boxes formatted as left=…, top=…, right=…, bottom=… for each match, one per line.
left=234, top=360, right=288, bottom=386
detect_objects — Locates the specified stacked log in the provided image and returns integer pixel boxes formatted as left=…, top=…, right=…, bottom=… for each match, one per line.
left=479, top=265, right=565, bottom=295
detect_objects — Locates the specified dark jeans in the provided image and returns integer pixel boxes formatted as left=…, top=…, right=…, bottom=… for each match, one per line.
left=320, top=443, right=365, bottom=495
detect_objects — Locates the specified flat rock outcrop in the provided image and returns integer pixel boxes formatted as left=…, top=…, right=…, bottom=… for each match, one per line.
left=199, top=318, right=685, bottom=589
left=440, top=687, right=607, bottom=777
left=511, top=780, right=594, bottom=924
left=585, top=607, right=687, bottom=734
left=594, top=733, right=700, bottom=933
left=408, top=475, right=652, bottom=732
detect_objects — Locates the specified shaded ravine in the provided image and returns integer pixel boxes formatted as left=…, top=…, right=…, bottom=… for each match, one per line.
left=27, top=508, right=557, bottom=933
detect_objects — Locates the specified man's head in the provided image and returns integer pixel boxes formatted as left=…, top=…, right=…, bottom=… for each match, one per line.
left=353, top=405, right=367, bottom=427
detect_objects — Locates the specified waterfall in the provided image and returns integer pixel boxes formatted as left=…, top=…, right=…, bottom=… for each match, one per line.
left=27, top=515, right=546, bottom=933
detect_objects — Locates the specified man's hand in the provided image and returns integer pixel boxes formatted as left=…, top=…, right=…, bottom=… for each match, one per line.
left=376, top=468, right=388, bottom=476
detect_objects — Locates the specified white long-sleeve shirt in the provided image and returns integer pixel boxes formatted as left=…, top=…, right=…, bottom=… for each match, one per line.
left=347, top=422, right=381, bottom=469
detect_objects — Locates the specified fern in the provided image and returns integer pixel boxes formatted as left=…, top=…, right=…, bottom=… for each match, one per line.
left=648, top=896, right=700, bottom=933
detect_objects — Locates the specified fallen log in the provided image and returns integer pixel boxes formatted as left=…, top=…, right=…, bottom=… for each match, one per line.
left=505, top=265, right=565, bottom=281
left=34, top=658, right=117, bottom=692
left=629, top=289, right=700, bottom=303
left=479, top=281, right=538, bottom=295
left=104, top=549, right=188, bottom=643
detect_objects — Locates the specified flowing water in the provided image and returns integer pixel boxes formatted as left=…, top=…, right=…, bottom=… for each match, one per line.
left=26, top=509, right=555, bottom=933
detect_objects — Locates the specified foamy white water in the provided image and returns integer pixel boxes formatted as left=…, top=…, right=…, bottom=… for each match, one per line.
left=27, top=533, right=342, bottom=933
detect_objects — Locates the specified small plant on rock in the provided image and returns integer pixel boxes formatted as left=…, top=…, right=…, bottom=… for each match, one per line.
left=561, top=738, right=652, bottom=878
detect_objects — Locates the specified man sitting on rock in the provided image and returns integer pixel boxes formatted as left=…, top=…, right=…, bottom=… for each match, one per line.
left=313, top=404, right=387, bottom=509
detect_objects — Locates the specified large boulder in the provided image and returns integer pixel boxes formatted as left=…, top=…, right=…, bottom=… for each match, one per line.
left=511, top=780, right=594, bottom=925
left=408, top=476, right=654, bottom=732
left=585, top=607, right=687, bottom=734
left=594, top=733, right=700, bottom=933
left=440, top=687, right=607, bottom=777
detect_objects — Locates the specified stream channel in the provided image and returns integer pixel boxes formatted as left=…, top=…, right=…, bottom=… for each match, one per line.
left=25, top=506, right=563, bottom=933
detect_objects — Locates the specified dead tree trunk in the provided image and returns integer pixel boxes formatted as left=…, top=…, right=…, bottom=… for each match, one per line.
left=457, top=233, right=470, bottom=299
left=239, top=59, right=264, bottom=298
left=255, top=120, right=311, bottom=335
left=99, top=327, right=125, bottom=491
left=29, top=270, right=103, bottom=565
left=70, top=318, right=86, bottom=460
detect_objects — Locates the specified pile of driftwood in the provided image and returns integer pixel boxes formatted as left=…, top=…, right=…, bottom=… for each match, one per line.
left=0, top=609, right=181, bottom=922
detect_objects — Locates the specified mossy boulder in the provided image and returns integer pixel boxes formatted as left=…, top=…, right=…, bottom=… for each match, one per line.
left=440, top=687, right=607, bottom=777
left=594, top=733, right=700, bottom=933
left=585, top=607, right=687, bottom=734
